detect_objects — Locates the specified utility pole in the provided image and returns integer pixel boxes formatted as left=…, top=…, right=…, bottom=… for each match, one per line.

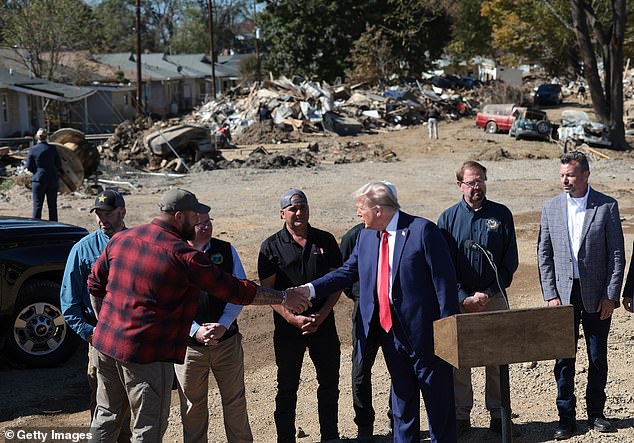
left=135, top=0, right=143, bottom=116
left=207, top=0, right=217, bottom=99
left=254, top=0, right=260, bottom=83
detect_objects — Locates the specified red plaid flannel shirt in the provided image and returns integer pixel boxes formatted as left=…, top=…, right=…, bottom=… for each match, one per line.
left=88, top=218, right=257, bottom=364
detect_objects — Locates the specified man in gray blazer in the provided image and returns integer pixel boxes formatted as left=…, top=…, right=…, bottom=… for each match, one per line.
left=538, top=151, right=625, bottom=440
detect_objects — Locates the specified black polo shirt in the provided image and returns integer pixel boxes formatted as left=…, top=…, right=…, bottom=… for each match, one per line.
left=258, top=223, right=343, bottom=334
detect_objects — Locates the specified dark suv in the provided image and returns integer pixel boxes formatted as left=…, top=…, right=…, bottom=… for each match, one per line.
left=534, top=84, right=563, bottom=106
left=0, top=217, right=88, bottom=367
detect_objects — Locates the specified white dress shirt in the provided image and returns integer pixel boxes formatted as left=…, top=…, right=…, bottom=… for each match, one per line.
left=306, top=211, right=401, bottom=300
left=566, top=186, right=590, bottom=279
left=383, top=211, right=399, bottom=302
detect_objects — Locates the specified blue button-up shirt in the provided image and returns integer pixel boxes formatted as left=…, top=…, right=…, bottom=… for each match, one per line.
left=438, top=198, right=519, bottom=302
left=60, top=229, right=111, bottom=341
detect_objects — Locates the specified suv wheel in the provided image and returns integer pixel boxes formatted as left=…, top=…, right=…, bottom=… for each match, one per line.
left=536, top=121, right=551, bottom=135
left=485, top=121, right=498, bottom=133
left=6, top=280, right=79, bottom=367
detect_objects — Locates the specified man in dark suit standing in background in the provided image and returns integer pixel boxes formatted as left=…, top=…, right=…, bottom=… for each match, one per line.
left=292, top=181, right=459, bottom=443
left=538, top=151, right=625, bottom=440
left=26, top=128, right=61, bottom=220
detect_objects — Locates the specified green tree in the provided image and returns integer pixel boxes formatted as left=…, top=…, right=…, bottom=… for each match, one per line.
left=259, top=0, right=377, bottom=82
left=346, top=24, right=397, bottom=86
left=481, top=0, right=573, bottom=73
left=93, top=0, right=136, bottom=52
left=444, top=0, right=492, bottom=62
left=1, top=0, right=97, bottom=80
left=170, top=4, right=208, bottom=53
left=260, top=0, right=448, bottom=83
left=166, top=0, right=252, bottom=55
left=382, top=0, right=450, bottom=77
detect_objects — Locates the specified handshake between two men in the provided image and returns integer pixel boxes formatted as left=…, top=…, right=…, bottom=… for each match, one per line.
left=281, top=285, right=312, bottom=315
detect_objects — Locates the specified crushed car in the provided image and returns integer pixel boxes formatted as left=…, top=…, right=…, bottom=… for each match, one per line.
left=557, top=110, right=611, bottom=148
left=509, top=109, right=552, bottom=141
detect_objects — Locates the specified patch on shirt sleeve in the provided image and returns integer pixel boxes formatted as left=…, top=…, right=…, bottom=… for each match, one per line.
left=486, top=218, right=500, bottom=232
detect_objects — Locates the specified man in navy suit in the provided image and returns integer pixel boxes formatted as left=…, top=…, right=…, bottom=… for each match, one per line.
left=291, top=181, right=459, bottom=443
left=26, top=128, right=61, bottom=220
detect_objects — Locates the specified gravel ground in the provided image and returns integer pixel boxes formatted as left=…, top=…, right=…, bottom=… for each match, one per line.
left=1, top=111, right=633, bottom=443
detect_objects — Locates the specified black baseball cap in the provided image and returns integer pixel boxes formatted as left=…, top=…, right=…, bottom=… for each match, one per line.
left=90, top=190, right=125, bottom=213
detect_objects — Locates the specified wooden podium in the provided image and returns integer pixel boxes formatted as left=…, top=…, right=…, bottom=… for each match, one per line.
left=434, top=306, right=576, bottom=442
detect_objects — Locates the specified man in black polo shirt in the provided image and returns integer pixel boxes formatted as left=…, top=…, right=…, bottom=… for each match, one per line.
left=258, top=189, right=343, bottom=443
left=174, top=207, right=253, bottom=443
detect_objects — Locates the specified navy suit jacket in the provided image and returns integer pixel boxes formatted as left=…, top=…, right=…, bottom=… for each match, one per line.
left=25, top=142, right=61, bottom=185
left=312, top=211, right=459, bottom=365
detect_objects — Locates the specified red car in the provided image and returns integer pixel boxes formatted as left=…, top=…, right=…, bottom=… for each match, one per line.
left=475, top=104, right=526, bottom=133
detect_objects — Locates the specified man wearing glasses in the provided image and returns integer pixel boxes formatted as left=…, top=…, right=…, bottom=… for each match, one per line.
left=174, top=207, right=253, bottom=443
left=437, top=161, right=519, bottom=438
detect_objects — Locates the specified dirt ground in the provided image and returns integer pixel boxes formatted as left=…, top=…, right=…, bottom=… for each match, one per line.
left=1, top=102, right=634, bottom=443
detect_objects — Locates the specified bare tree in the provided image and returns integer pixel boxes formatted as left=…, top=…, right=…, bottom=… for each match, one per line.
left=1, top=0, right=95, bottom=80
left=545, top=0, right=627, bottom=147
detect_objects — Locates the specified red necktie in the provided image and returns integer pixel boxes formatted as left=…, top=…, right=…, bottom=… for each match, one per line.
left=377, top=230, right=392, bottom=332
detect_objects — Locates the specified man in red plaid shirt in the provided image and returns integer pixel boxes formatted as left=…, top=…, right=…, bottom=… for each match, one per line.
left=88, top=188, right=309, bottom=442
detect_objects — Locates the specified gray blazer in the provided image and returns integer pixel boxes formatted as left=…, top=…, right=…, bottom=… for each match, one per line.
left=538, top=187, right=625, bottom=312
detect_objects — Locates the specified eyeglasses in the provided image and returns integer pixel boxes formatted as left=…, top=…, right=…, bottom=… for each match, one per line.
left=196, top=220, right=213, bottom=229
left=460, top=180, right=486, bottom=189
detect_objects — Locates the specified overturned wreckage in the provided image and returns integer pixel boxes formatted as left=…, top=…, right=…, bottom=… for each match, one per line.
left=144, top=125, right=214, bottom=157
left=558, top=110, right=611, bottom=148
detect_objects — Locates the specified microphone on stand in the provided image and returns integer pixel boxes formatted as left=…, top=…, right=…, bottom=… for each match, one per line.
left=462, top=240, right=510, bottom=309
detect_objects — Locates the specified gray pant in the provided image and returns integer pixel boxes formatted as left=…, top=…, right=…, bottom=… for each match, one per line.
left=88, top=345, right=132, bottom=443
left=427, top=118, right=438, bottom=139
left=90, top=352, right=173, bottom=442
left=453, top=293, right=508, bottom=420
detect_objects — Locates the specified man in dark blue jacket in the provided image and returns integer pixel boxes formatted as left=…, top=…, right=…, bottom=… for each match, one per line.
left=26, top=128, right=61, bottom=220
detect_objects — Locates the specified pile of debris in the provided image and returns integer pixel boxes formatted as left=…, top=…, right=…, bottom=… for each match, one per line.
left=186, top=75, right=479, bottom=138
left=97, top=118, right=153, bottom=166
left=188, top=141, right=397, bottom=172
left=90, top=76, right=515, bottom=175
left=234, top=121, right=303, bottom=145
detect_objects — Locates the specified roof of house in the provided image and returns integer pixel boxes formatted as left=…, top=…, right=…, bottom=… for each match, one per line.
left=166, top=54, right=235, bottom=78
left=0, top=68, right=95, bottom=102
left=94, top=53, right=181, bottom=81
left=217, top=53, right=249, bottom=78
left=94, top=52, right=242, bottom=81
left=0, top=47, right=250, bottom=88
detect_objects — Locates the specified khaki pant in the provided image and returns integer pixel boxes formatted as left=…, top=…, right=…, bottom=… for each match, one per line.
left=88, top=345, right=132, bottom=443
left=90, top=352, right=173, bottom=443
left=174, top=333, right=253, bottom=443
left=453, top=293, right=508, bottom=420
